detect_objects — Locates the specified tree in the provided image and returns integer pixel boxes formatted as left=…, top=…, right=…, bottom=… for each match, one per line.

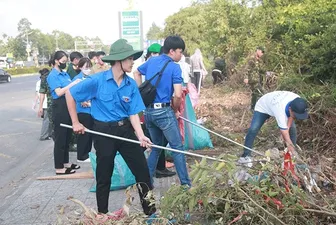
left=17, top=18, right=32, bottom=34
left=146, top=23, right=163, bottom=40
left=163, top=5, right=208, bottom=55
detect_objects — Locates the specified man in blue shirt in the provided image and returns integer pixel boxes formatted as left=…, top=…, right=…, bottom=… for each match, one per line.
left=134, top=36, right=191, bottom=187
left=65, top=39, right=155, bottom=216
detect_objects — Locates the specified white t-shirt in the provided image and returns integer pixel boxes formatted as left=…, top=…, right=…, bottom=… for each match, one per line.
left=35, top=80, right=48, bottom=109
left=255, top=91, right=300, bottom=129
left=178, top=61, right=191, bottom=84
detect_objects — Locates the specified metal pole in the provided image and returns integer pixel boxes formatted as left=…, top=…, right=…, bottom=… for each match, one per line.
left=179, top=116, right=264, bottom=157
left=60, top=123, right=265, bottom=166
left=61, top=123, right=226, bottom=162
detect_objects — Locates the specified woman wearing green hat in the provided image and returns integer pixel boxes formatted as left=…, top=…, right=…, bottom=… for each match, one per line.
left=65, top=39, right=155, bottom=216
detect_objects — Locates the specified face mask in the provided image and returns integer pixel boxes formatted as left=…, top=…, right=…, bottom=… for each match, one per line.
left=82, top=69, right=91, bottom=75
left=59, top=62, right=66, bottom=70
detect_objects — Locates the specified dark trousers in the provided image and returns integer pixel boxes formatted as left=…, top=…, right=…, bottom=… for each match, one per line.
left=212, top=70, right=224, bottom=85
left=93, top=120, right=154, bottom=214
left=52, top=97, right=72, bottom=169
left=77, top=113, right=93, bottom=160
left=142, top=123, right=166, bottom=170
left=192, top=72, right=202, bottom=91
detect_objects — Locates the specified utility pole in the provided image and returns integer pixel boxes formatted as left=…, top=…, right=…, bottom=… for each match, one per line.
left=25, top=30, right=33, bottom=61
left=55, top=33, right=59, bottom=51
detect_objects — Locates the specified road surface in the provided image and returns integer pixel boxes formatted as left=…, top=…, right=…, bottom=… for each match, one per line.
left=0, top=75, right=54, bottom=214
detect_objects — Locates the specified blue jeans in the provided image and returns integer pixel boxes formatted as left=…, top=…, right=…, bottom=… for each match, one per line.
left=145, top=107, right=191, bottom=186
left=242, top=111, right=297, bottom=157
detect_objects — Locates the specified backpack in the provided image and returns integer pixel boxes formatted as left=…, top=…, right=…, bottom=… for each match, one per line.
left=139, top=60, right=171, bottom=107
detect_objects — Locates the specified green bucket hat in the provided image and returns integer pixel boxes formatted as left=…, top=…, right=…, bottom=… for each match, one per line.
left=102, top=39, right=143, bottom=62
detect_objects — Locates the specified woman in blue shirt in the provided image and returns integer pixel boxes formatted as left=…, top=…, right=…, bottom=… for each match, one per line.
left=65, top=39, right=155, bottom=216
left=47, top=51, right=81, bottom=175
left=72, top=58, right=93, bottom=162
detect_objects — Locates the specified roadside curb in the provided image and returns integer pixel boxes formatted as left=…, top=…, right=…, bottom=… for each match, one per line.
left=12, top=73, right=38, bottom=78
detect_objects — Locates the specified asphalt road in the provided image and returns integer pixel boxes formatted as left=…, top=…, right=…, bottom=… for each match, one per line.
left=0, top=75, right=54, bottom=214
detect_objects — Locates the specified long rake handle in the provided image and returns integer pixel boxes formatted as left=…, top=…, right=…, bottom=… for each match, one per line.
left=179, top=116, right=264, bottom=156
left=60, top=123, right=226, bottom=163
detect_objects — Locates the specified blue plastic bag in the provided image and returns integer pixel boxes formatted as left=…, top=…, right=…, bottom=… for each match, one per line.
left=165, top=94, right=213, bottom=157
left=89, top=152, right=136, bottom=192
left=183, top=94, right=213, bottom=150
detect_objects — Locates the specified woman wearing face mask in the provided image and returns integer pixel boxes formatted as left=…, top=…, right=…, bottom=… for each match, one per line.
left=47, top=51, right=82, bottom=175
left=72, top=58, right=93, bottom=162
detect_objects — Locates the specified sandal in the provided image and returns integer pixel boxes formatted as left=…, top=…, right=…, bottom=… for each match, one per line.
left=65, top=164, right=80, bottom=170
left=56, top=168, right=76, bottom=175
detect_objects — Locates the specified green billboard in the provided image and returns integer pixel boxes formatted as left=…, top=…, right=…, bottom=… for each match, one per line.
left=119, top=11, right=143, bottom=50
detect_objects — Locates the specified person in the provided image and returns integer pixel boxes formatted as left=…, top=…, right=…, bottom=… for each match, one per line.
left=65, top=39, right=155, bottom=216
left=243, top=46, right=265, bottom=110
left=134, top=35, right=191, bottom=187
left=91, top=51, right=109, bottom=74
left=212, top=57, right=226, bottom=85
left=240, top=91, right=309, bottom=164
left=144, top=43, right=161, bottom=61
left=135, top=43, right=176, bottom=178
left=66, top=51, right=84, bottom=151
left=88, top=51, right=98, bottom=65
left=38, top=69, right=53, bottom=139
left=32, top=77, right=40, bottom=111
left=178, top=54, right=191, bottom=84
left=190, top=48, right=207, bottom=92
left=67, top=51, right=84, bottom=79
left=72, top=58, right=93, bottom=162
left=47, top=51, right=82, bottom=175
left=36, top=68, right=52, bottom=141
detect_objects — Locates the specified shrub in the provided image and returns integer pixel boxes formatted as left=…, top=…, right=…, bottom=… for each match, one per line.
left=5, top=67, right=51, bottom=76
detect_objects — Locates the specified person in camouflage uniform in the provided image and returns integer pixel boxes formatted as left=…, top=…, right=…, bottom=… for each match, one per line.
left=38, top=69, right=54, bottom=139
left=243, top=46, right=265, bottom=110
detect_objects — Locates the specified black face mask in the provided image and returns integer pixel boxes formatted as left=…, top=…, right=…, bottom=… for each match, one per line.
left=59, top=62, right=66, bottom=70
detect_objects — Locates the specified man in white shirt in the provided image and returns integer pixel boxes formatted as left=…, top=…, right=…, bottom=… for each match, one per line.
left=241, top=91, right=309, bottom=162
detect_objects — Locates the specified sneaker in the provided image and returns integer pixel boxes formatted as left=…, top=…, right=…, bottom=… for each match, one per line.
left=155, top=168, right=176, bottom=178
left=77, top=158, right=91, bottom=163
left=238, top=156, right=253, bottom=168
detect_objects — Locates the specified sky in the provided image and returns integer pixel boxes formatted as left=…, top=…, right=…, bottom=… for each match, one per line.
left=0, top=0, right=192, bottom=44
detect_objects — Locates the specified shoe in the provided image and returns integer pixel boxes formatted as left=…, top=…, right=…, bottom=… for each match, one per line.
left=155, top=168, right=176, bottom=178
left=143, top=203, right=156, bottom=216
left=39, top=137, right=51, bottom=141
left=56, top=168, right=76, bottom=175
left=238, top=156, right=253, bottom=168
left=77, top=158, right=91, bottom=163
left=65, top=164, right=80, bottom=170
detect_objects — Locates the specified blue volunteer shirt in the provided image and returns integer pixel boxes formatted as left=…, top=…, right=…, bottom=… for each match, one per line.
left=47, top=68, right=72, bottom=99
left=70, top=69, right=145, bottom=122
left=72, top=72, right=91, bottom=114
left=138, top=54, right=182, bottom=103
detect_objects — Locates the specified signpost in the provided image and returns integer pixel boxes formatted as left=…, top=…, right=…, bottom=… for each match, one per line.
left=119, top=11, right=143, bottom=50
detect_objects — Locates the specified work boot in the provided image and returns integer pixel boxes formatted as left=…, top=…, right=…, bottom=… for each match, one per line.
left=155, top=168, right=176, bottom=178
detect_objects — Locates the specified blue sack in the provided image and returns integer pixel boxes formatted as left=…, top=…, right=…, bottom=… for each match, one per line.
left=165, top=94, right=213, bottom=157
left=89, top=152, right=136, bottom=192
left=183, top=94, right=213, bottom=150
